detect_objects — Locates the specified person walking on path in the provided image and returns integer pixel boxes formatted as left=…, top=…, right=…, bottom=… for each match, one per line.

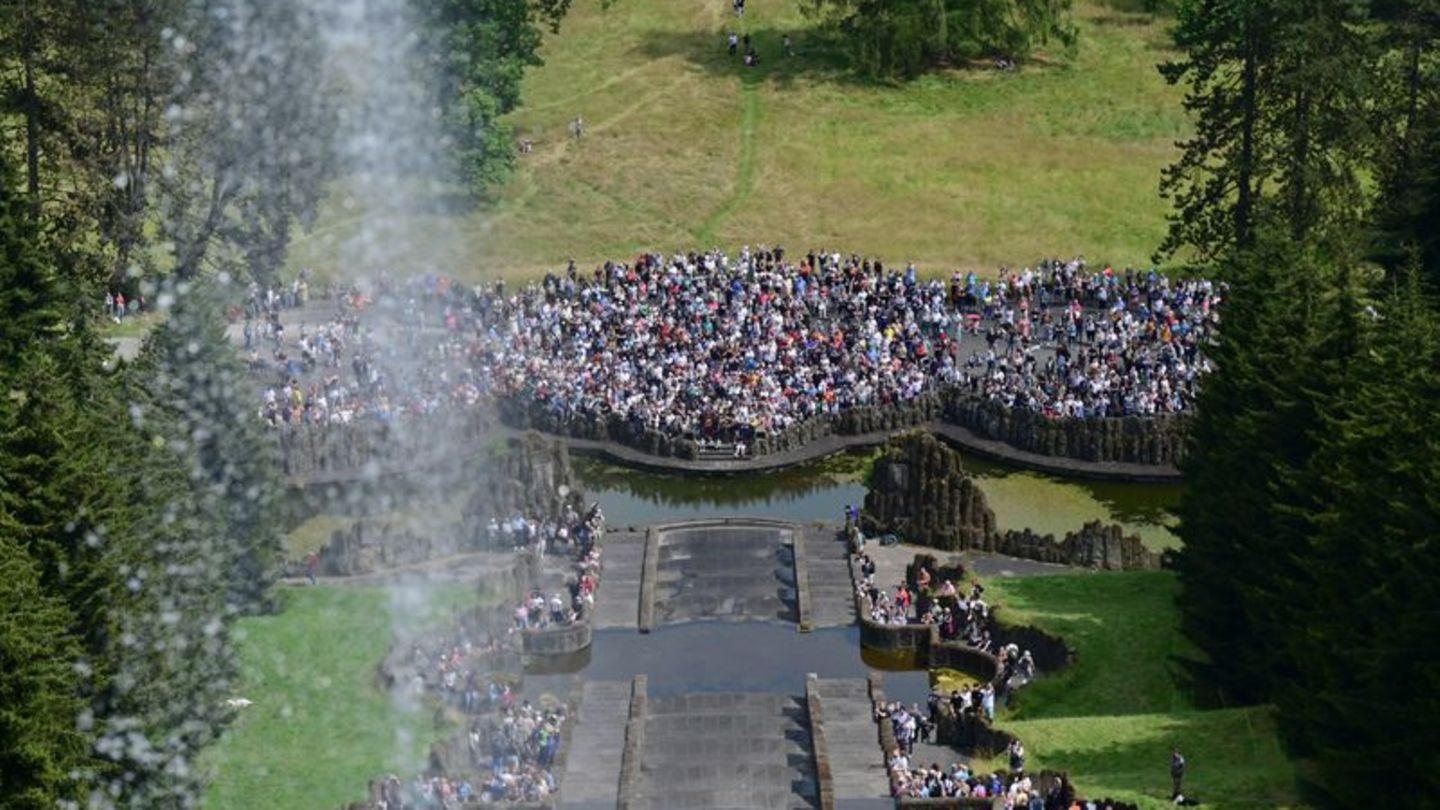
left=305, top=552, right=319, bottom=586
left=1170, top=748, right=1186, bottom=799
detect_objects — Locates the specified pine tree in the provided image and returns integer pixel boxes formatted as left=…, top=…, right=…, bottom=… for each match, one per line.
left=0, top=536, right=90, bottom=810
left=0, top=155, right=66, bottom=364
left=1275, top=259, right=1440, bottom=805
left=1173, top=234, right=1364, bottom=703
left=1158, top=0, right=1373, bottom=261
left=138, top=280, right=284, bottom=617
left=1370, top=0, right=1440, bottom=289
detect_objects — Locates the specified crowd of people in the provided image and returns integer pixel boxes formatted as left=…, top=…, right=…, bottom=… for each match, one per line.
left=511, top=504, right=604, bottom=631
left=247, top=251, right=1218, bottom=452
left=364, top=699, right=569, bottom=808
left=394, top=620, right=511, bottom=714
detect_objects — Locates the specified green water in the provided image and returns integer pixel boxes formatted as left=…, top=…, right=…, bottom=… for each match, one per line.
left=573, top=447, right=1182, bottom=551
left=964, top=456, right=1183, bottom=551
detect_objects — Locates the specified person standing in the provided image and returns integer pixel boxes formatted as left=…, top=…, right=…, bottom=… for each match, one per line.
left=1170, top=748, right=1186, bottom=798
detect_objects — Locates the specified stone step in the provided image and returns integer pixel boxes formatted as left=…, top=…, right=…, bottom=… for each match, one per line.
left=813, top=678, right=889, bottom=802
left=815, top=678, right=871, bottom=700
left=633, top=787, right=817, bottom=810
left=558, top=680, right=633, bottom=806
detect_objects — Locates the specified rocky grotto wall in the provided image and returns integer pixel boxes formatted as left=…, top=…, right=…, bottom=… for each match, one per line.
left=308, top=433, right=585, bottom=576
left=863, top=433, right=1164, bottom=571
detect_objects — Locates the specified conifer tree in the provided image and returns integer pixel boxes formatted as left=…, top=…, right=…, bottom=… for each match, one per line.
left=0, top=536, right=90, bottom=810
left=139, top=280, right=284, bottom=617
left=1275, top=260, right=1440, bottom=805
left=1158, top=0, right=1373, bottom=261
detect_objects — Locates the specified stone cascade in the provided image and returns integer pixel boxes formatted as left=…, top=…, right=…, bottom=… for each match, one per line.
left=557, top=680, right=633, bottom=808
left=633, top=692, right=818, bottom=810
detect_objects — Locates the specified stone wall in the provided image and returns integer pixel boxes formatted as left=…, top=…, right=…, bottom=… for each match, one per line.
left=277, top=410, right=491, bottom=482
left=459, top=433, right=588, bottom=551
left=307, top=434, right=584, bottom=576
left=944, top=392, right=1190, bottom=467
left=998, top=522, right=1163, bottom=572
left=497, top=386, right=1189, bottom=468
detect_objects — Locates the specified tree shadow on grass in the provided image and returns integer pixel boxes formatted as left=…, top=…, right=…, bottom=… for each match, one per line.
left=633, top=25, right=879, bottom=90
left=1006, top=708, right=1297, bottom=809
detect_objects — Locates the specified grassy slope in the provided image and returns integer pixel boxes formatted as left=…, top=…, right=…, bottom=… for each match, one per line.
left=983, top=573, right=1299, bottom=809
left=289, top=0, right=1187, bottom=281
left=203, top=584, right=475, bottom=810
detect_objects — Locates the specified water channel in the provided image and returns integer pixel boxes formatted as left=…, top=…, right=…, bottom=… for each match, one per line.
left=572, top=448, right=1182, bottom=551
left=517, top=448, right=1183, bottom=710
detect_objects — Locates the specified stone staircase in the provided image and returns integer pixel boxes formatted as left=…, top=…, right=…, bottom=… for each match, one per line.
left=635, top=692, right=819, bottom=810
left=814, top=678, right=889, bottom=802
left=558, top=680, right=634, bottom=808
left=805, top=530, right=858, bottom=629
left=591, top=531, right=644, bottom=630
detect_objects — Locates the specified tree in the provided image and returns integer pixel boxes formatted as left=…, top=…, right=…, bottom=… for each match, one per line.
left=1370, top=0, right=1440, bottom=289
left=138, top=279, right=284, bottom=616
left=417, top=0, right=573, bottom=194
left=0, top=536, right=90, bottom=810
left=1157, top=0, right=1372, bottom=261
left=1272, top=260, right=1440, bottom=805
left=0, top=153, right=66, bottom=365
left=803, top=0, right=1076, bottom=78
left=1172, top=233, right=1365, bottom=704
left=159, top=0, right=335, bottom=283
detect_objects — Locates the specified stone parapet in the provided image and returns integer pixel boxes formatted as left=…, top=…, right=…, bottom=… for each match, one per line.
left=617, top=674, right=648, bottom=810
left=804, top=673, right=836, bottom=810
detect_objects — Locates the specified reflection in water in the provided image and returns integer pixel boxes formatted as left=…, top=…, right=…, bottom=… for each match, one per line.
left=524, top=623, right=931, bottom=706
left=574, top=447, right=1182, bottom=550
left=963, top=456, right=1182, bottom=551
left=572, top=451, right=874, bottom=526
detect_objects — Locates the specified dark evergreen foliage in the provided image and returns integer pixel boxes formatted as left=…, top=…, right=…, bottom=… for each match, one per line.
left=1167, top=3, right=1440, bottom=805
left=0, top=536, right=90, bottom=810
left=803, top=0, right=1076, bottom=79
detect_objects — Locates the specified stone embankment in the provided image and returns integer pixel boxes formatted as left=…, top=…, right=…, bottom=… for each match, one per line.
left=277, top=390, right=1185, bottom=486
left=496, top=388, right=1189, bottom=470
left=850, top=550, right=1074, bottom=685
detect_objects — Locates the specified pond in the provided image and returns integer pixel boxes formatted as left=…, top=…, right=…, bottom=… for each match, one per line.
left=573, top=447, right=1182, bottom=551
left=526, top=623, right=933, bottom=706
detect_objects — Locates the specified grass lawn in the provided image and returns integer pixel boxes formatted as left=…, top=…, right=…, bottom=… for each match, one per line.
left=98, top=311, right=165, bottom=339
left=288, top=0, right=1187, bottom=282
left=982, top=573, right=1301, bottom=808
left=203, top=583, right=477, bottom=810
